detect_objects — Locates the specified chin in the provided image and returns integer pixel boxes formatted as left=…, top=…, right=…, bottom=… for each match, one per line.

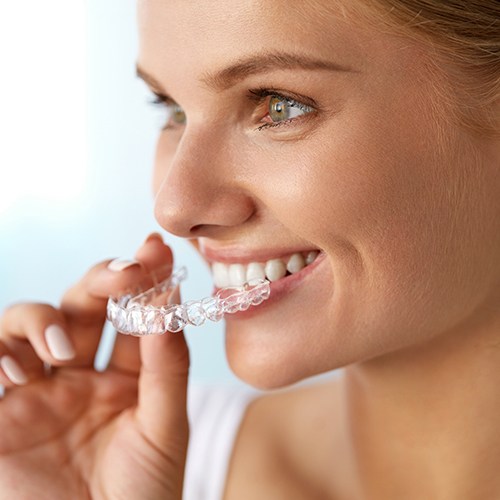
left=223, top=326, right=342, bottom=390
left=222, top=320, right=311, bottom=389
left=227, top=354, right=309, bottom=390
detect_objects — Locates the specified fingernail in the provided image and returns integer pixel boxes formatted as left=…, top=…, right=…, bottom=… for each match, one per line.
left=107, top=258, right=140, bottom=272
left=144, top=232, right=164, bottom=244
left=44, top=325, right=76, bottom=361
left=1, top=355, right=28, bottom=385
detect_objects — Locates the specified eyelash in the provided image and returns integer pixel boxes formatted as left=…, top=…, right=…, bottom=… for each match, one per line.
left=148, top=88, right=317, bottom=131
left=150, top=94, right=170, bottom=106
left=148, top=94, right=179, bottom=130
left=247, top=88, right=316, bottom=131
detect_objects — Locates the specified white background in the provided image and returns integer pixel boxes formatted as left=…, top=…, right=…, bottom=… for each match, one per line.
left=0, top=0, right=239, bottom=384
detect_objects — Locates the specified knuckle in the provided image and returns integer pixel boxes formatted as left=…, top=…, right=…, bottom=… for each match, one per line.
left=1, top=302, right=61, bottom=338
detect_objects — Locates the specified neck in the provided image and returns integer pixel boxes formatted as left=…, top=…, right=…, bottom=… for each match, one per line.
left=341, top=296, right=500, bottom=500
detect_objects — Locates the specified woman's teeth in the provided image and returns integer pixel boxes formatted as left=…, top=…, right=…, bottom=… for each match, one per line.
left=211, top=251, right=319, bottom=287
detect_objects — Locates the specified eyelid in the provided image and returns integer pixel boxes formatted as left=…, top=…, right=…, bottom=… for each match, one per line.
left=149, top=90, right=176, bottom=106
left=247, top=88, right=318, bottom=132
left=147, top=87, right=318, bottom=132
left=150, top=88, right=316, bottom=112
left=148, top=90, right=185, bottom=131
left=247, top=87, right=318, bottom=110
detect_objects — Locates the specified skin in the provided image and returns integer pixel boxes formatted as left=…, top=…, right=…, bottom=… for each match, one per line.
left=143, top=0, right=500, bottom=387
left=0, top=237, right=192, bottom=499
left=0, top=0, right=499, bottom=499
left=141, top=0, right=500, bottom=497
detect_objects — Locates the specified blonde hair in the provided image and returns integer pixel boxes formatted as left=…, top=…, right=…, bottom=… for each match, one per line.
left=365, top=1, right=500, bottom=136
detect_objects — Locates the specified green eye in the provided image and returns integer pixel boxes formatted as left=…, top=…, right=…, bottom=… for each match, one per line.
left=149, top=93, right=186, bottom=130
left=268, top=95, right=312, bottom=123
left=169, top=104, right=186, bottom=125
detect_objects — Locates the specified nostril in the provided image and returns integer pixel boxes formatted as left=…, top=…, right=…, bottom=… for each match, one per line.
left=190, top=224, right=208, bottom=235
left=188, top=223, right=240, bottom=238
left=154, top=161, right=257, bottom=237
left=189, top=203, right=257, bottom=237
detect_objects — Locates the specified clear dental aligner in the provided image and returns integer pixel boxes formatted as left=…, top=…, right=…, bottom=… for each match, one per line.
left=106, top=267, right=271, bottom=336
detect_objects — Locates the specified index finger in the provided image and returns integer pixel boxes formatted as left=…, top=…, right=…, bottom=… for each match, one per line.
left=60, top=233, right=173, bottom=320
left=58, top=234, right=174, bottom=369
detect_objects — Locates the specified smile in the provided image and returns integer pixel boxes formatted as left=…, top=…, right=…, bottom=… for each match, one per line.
left=210, top=250, right=321, bottom=287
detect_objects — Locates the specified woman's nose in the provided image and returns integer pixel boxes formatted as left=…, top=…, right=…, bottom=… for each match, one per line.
left=153, top=128, right=255, bottom=238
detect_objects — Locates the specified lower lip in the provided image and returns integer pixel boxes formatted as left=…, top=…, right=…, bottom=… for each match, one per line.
left=214, top=252, right=327, bottom=320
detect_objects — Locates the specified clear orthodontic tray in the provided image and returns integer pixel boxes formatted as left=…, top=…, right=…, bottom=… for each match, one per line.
left=106, top=267, right=270, bottom=336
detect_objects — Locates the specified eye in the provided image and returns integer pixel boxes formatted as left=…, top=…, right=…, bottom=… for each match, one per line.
left=248, top=88, right=316, bottom=131
left=169, top=104, right=186, bottom=126
left=149, top=93, right=186, bottom=130
left=268, top=95, right=310, bottom=123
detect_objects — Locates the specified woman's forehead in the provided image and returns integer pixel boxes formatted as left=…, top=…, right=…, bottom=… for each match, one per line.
left=137, top=0, right=371, bottom=73
left=136, top=1, right=431, bottom=112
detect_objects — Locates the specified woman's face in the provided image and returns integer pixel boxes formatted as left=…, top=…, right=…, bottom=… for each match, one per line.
left=137, top=0, right=500, bottom=388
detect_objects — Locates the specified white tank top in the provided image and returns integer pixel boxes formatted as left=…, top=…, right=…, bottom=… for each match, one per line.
left=183, top=384, right=258, bottom=500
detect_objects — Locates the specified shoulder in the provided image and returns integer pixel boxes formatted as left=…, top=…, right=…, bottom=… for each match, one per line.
left=223, top=376, right=343, bottom=500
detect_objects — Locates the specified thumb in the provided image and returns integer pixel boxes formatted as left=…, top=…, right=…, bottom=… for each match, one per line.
left=136, top=285, right=190, bottom=453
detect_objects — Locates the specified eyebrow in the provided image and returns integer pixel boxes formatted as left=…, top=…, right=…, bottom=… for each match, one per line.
left=200, top=51, right=353, bottom=91
left=136, top=51, right=353, bottom=95
left=136, top=65, right=165, bottom=93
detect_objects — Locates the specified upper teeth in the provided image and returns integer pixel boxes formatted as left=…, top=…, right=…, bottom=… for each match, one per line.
left=211, top=251, right=319, bottom=287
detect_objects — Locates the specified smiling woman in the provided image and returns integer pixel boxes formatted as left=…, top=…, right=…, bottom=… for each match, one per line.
left=0, top=0, right=499, bottom=499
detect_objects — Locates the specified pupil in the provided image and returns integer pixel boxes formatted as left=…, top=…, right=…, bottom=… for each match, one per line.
left=270, top=97, right=287, bottom=121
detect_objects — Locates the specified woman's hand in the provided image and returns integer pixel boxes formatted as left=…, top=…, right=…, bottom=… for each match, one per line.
left=0, top=234, right=190, bottom=500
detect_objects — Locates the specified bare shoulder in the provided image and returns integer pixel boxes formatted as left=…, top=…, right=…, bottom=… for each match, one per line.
left=223, top=376, right=344, bottom=500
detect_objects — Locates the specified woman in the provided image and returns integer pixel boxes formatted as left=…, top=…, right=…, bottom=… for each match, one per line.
left=1, top=0, right=499, bottom=498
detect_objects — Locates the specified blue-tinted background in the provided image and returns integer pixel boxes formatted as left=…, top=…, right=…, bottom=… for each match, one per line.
left=0, top=0, right=240, bottom=385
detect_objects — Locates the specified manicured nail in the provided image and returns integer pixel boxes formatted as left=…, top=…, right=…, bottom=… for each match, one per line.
left=107, top=258, right=140, bottom=272
left=44, top=325, right=76, bottom=361
left=0, top=355, right=28, bottom=385
left=144, top=232, right=164, bottom=244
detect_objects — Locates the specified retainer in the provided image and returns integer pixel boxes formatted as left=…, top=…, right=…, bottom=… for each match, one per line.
left=106, top=267, right=271, bottom=336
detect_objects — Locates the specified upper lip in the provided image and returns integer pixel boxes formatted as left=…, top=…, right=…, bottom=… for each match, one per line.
left=199, top=243, right=321, bottom=265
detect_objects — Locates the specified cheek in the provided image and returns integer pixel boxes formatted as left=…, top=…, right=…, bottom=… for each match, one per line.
left=252, top=107, right=486, bottom=349
left=250, top=126, right=433, bottom=261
